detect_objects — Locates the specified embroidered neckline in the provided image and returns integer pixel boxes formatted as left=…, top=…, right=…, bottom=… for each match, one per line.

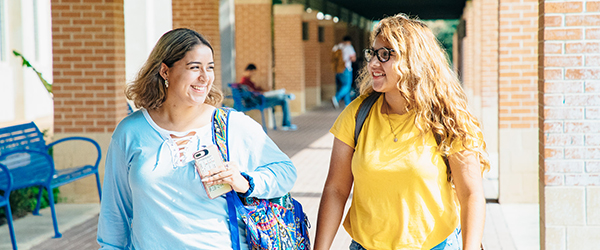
left=142, top=109, right=211, bottom=168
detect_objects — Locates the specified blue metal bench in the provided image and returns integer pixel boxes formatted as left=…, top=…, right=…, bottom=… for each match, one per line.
left=228, top=83, right=278, bottom=132
left=0, top=122, right=102, bottom=248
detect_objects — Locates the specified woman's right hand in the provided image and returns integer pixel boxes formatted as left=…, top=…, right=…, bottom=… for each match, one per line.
left=201, top=162, right=250, bottom=193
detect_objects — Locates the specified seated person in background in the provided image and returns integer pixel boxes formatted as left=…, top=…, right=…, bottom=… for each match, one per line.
left=240, top=63, right=297, bottom=131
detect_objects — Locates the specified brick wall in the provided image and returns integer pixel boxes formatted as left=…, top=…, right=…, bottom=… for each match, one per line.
left=460, top=0, right=500, bottom=181
left=235, top=0, right=272, bottom=90
left=303, top=14, right=320, bottom=109
left=540, top=0, right=600, bottom=248
left=303, top=17, right=320, bottom=89
left=52, top=0, right=127, bottom=134
left=334, top=22, right=348, bottom=45
left=481, top=0, right=500, bottom=181
left=462, top=2, right=476, bottom=114
left=51, top=0, right=127, bottom=202
left=497, top=0, right=540, bottom=203
left=499, top=0, right=539, bottom=130
left=319, top=21, right=336, bottom=101
left=274, top=4, right=305, bottom=113
left=172, top=0, right=222, bottom=90
left=473, top=0, right=483, bottom=119
left=482, top=0, right=499, bottom=113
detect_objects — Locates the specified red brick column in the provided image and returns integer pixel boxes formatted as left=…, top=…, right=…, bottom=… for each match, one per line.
left=303, top=12, right=321, bottom=109
left=460, top=0, right=500, bottom=186
left=234, top=0, right=275, bottom=126
left=319, top=20, right=336, bottom=101
left=462, top=1, right=476, bottom=113
left=274, top=4, right=305, bottom=114
left=540, top=0, right=600, bottom=248
left=51, top=0, right=127, bottom=202
left=235, top=0, right=272, bottom=90
left=172, top=0, right=222, bottom=90
left=481, top=0, right=499, bottom=183
left=498, top=0, right=540, bottom=203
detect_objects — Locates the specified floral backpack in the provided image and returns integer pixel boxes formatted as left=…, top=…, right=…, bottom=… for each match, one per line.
left=211, top=108, right=311, bottom=250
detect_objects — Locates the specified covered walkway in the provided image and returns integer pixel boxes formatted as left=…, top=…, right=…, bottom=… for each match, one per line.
left=1, top=105, right=537, bottom=250
left=1, top=0, right=599, bottom=249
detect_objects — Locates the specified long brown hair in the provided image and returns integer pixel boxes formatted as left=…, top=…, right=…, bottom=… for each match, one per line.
left=126, top=28, right=223, bottom=109
left=358, top=13, right=490, bottom=174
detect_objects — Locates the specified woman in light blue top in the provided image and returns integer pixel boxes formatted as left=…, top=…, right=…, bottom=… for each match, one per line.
left=96, top=28, right=297, bottom=250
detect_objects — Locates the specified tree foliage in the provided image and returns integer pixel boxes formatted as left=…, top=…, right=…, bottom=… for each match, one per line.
left=423, top=19, right=459, bottom=65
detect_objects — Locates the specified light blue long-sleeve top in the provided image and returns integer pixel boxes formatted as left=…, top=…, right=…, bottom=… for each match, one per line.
left=97, top=109, right=297, bottom=249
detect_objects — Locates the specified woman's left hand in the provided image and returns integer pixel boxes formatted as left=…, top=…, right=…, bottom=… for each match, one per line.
left=201, top=162, right=250, bottom=193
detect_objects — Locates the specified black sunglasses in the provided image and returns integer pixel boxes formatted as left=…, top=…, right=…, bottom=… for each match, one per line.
left=364, top=47, right=395, bottom=63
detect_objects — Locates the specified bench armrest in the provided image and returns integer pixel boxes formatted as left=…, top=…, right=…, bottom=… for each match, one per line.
left=0, top=149, right=56, bottom=184
left=47, top=137, right=102, bottom=170
left=0, top=163, right=13, bottom=194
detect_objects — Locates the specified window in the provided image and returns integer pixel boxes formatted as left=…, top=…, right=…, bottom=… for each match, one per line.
left=302, top=22, right=309, bottom=41
left=318, top=26, right=324, bottom=43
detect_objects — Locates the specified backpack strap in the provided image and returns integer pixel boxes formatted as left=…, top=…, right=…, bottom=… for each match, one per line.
left=354, top=91, right=381, bottom=147
left=433, top=132, right=452, bottom=182
left=212, top=108, right=230, bottom=161
left=211, top=107, right=241, bottom=250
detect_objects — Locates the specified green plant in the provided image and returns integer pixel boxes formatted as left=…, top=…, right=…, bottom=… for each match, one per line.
left=0, top=187, right=61, bottom=225
left=13, top=50, right=53, bottom=95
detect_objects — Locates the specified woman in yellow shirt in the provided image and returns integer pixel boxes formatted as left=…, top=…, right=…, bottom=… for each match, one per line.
left=314, top=14, right=489, bottom=250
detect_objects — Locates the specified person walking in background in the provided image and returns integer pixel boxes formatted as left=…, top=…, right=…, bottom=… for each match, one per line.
left=331, top=35, right=356, bottom=109
left=97, top=28, right=297, bottom=249
left=239, top=63, right=297, bottom=131
left=315, top=14, right=488, bottom=250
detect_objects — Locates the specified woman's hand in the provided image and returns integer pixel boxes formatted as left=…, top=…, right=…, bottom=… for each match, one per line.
left=200, top=162, right=250, bottom=193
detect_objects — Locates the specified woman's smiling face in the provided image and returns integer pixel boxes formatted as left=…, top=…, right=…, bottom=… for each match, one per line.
left=162, top=44, right=215, bottom=107
left=368, top=36, right=401, bottom=93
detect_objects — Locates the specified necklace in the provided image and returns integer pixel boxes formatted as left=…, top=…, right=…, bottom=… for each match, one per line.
left=382, top=96, right=399, bottom=142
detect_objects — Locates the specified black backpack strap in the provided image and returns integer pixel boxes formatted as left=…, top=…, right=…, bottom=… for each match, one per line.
left=354, top=92, right=381, bottom=147
left=433, top=129, right=452, bottom=182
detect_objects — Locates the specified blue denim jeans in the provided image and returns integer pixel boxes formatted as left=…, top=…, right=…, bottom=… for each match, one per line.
left=335, top=68, right=353, bottom=106
left=349, top=226, right=463, bottom=250
left=265, top=95, right=292, bottom=127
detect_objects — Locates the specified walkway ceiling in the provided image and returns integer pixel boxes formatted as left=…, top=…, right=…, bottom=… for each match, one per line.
left=326, top=0, right=467, bottom=20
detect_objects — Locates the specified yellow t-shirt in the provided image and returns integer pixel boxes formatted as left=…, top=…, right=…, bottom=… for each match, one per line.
left=330, top=94, right=460, bottom=250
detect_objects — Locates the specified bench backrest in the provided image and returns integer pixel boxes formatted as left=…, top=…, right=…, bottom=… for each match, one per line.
left=0, top=122, right=46, bottom=155
left=228, top=83, right=262, bottom=111
left=0, top=122, right=52, bottom=188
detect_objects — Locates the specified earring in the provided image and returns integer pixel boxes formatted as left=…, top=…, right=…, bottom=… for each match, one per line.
left=164, top=79, right=169, bottom=88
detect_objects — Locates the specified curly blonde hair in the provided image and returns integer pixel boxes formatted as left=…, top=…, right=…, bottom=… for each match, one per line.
left=358, top=13, right=490, bottom=174
left=126, top=28, right=223, bottom=110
